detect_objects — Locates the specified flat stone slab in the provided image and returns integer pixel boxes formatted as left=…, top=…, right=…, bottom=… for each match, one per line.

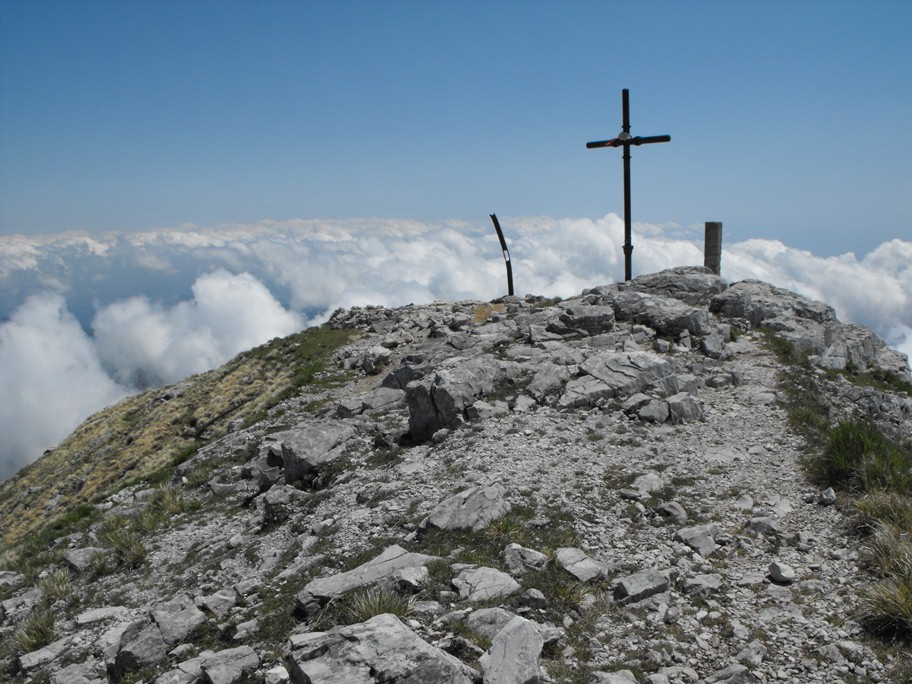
left=17, top=636, right=71, bottom=671
left=75, top=606, right=130, bottom=625
left=422, top=483, right=511, bottom=532
left=200, top=645, right=259, bottom=684
left=613, top=569, right=670, bottom=603
left=452, top=566, right=521, bottom=601
left=198, top=588, right=238, bottom=619
left=295, top=545, right=439, bottom=614
left=288, top=613, right=477, bottom=684
left=554, top=547, right=604, bottom=582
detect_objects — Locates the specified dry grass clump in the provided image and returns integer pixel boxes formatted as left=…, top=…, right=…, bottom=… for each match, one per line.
left=38, top=566, right=72, bottom=603
left=97, top=516, right=148, bottom=570
left=0, top=323, right=355, bottom=548
left=803, top=419, right=912, bottom=640
left=344, top=586, right=414, bottom=623
left=13, top=608, right=56, bottom=654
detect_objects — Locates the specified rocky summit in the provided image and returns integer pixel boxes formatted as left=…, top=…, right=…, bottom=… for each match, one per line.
left=1, top=266, right=911, bottom=684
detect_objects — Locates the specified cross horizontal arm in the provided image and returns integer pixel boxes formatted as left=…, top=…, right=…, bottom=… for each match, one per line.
left=586, top=134, right=671, bottom=149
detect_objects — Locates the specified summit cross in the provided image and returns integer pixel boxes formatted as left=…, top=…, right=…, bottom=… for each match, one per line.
left=586, top=89, right=670, bottom=281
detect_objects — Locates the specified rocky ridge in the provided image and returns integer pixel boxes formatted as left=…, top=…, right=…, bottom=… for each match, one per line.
left=1, top=266, right=910, bottom=684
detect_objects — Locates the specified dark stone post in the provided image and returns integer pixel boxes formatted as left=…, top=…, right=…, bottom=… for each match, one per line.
left=704, top=222, right=722, bottom=276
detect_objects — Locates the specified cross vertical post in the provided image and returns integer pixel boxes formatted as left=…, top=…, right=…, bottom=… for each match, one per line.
left=587, top=89, right=670, bottom=281
left=622, top=89, right=632, bottom=281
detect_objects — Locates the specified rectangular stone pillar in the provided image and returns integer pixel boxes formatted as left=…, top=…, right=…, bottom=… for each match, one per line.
left=704, top=222, right=722, bottom=276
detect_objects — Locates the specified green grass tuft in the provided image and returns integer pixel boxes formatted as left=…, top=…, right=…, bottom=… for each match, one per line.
left=809, top=420, right=912, bottom=494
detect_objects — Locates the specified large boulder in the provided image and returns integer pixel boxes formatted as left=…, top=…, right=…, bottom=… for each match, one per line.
left=608, top=291, right=714, bottom=336
left=627, top=266, right=727, bottom=305
left=266, top=421, right=358, bottom=486
left=287, top=613, right=478, bottom=683
left=405, top=356, right=521, bottom=441
left=559, top=350, right=679, bottom=409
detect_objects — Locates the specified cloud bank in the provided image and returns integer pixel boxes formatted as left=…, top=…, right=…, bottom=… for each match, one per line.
left=1, top=215, right=910, bottom=480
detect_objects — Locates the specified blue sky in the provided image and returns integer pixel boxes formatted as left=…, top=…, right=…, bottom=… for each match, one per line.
left=2, top=0, right=910, bottom=255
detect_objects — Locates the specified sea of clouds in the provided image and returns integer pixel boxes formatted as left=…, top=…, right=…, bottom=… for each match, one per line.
left=1, top=215, right=910, bottom=480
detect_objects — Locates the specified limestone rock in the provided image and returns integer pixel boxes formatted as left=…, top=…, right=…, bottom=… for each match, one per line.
left=112, top=621, right=168, bottom=681
left=63, top=547, right=106, bottom=573
left=51, top=659, right=106, bottom=684
left=656, top=501, right=688, bottom=523
left=638, top=399, right=669, bottom=423
left=529, top=363, right=572, bottom=403
left=705, top=663, right=760, bottom=683
left=557, top=305, right=616, bottom=336
left=258, top=484, right=305, bottom=524
left=683, top=573, right=722, bottom=595
left=422, top=483, right=511, bottom=532
left=768, top=561, right=796, bottom=585
left=674, top=524, right=717, bottom=556
left=503, top=542, right=549, bottom=575
left=554, top=547, right=604, bottom=582
left=288, top=613, right=477, bottom=683
left=17, top=636, right=71, bottom=671
left=479, top=615, right=543, bottom=684
left=0, top=570, right=23, bottom=588
left=200, top=645, right=259, bottom=684
left=613, top=569, right=669, bottom=603
left=151, top=594, right=206, bottom=644
left=267, top=421, right=358, bottom=486
left=199, top=587, right=237, bottom=619
left=666, top=392, right=703, bottom=423
left=575, top=351, right=679, bottom=403
left=465, top=607, right=517, bottom=641
left=295, top=545, right=439, bottom=614
left=588, top=670, right=640, bottom=684
left=627, top=266, right=727, bottom=305
left=747, top=516, right=783, bottom=536
left=452, top=566, right=521, bottom=601
left=405, top=356, right=520, bottom=441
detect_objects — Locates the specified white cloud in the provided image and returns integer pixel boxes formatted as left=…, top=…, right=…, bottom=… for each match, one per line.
left=0, top=293, right=129, bottom=480
left=92, top=270, right=303, bottom=387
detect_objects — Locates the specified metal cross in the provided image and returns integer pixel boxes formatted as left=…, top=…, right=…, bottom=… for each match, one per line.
left=587, top=89, right=670, bottom=281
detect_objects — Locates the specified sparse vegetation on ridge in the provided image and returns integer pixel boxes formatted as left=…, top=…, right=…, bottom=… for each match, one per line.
left=0, top=323, right=355, bottom=547
left=764, top=328, right=912, bottom=641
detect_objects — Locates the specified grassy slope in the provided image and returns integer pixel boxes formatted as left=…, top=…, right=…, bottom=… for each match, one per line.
left=0, top=324, right=354, bottom=548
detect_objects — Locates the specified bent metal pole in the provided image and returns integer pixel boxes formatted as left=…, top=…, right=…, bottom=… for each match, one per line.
left=489, top=213, right=514, bottom=296
left=586, top=89, right=670, bottom=281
